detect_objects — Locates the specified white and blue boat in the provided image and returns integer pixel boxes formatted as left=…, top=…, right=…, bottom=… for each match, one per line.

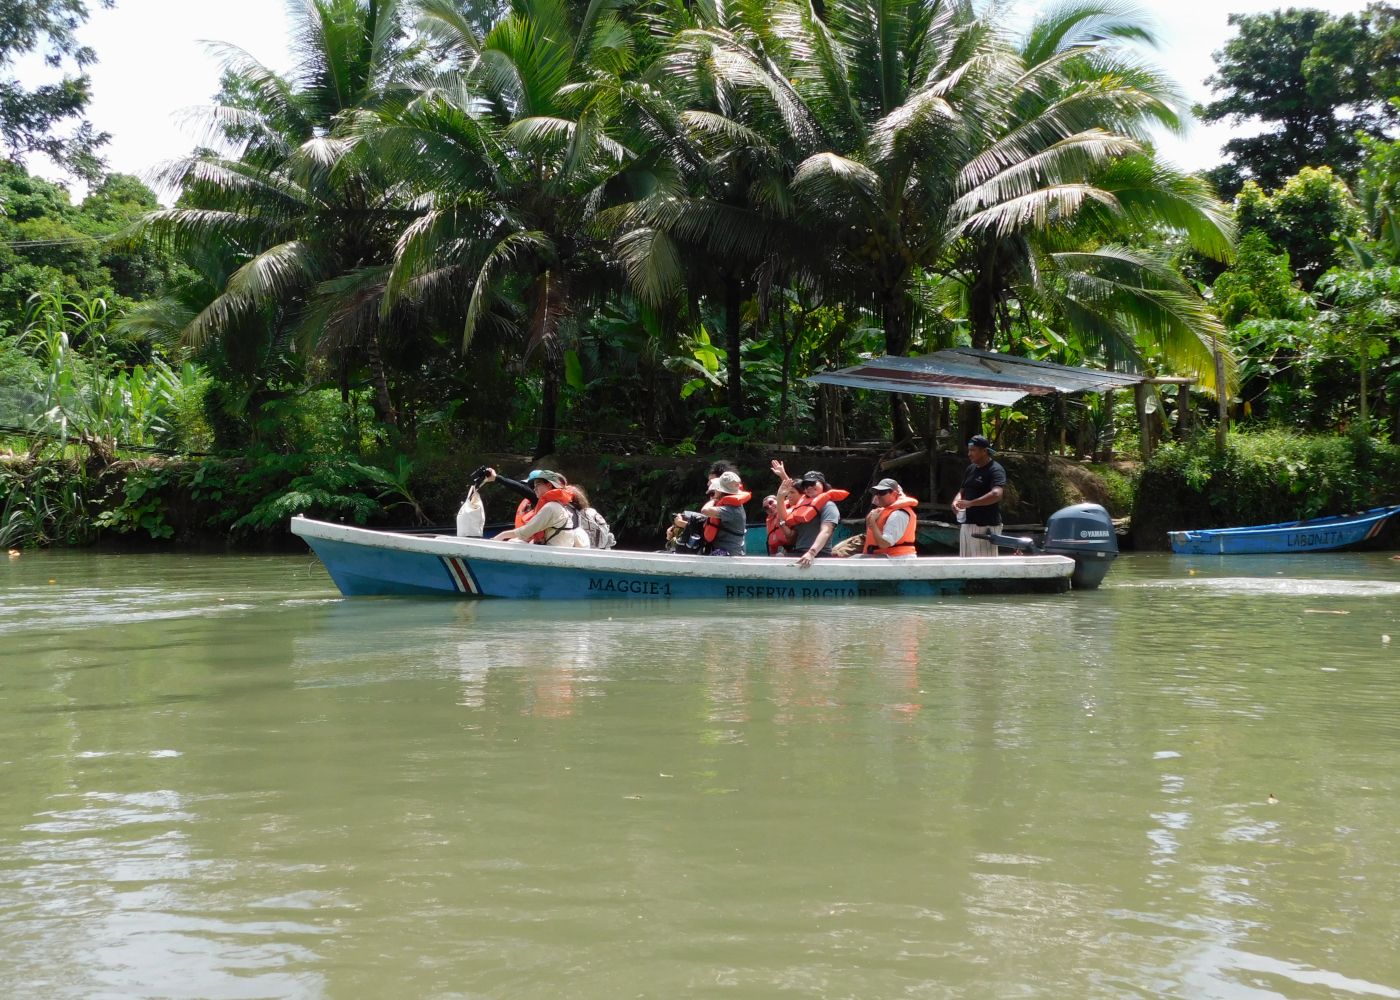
left=1168, top=505, right=1400, bottom=555
left=291, top=516, right=1080, bottom=600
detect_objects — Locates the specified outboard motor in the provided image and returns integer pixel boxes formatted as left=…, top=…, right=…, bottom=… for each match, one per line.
left=1041, top=503, right=1118, bottom=589
left=973, top=503, right=1118, bottom=590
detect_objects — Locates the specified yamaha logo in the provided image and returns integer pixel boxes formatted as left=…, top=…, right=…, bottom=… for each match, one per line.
left=1079, top=529, right=1110, bottom=538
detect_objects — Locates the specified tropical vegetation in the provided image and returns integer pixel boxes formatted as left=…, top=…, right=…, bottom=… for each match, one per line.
left=3, top=0, right=1400, bottom=547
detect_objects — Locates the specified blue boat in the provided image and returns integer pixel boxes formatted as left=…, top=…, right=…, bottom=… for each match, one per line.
left=1168, top=505, right=1400, bottom=555
left=291, top=516, right=1078, bottom=600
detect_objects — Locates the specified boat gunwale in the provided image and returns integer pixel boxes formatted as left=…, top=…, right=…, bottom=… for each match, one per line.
left=291, top=516, right=1076, bottom=582
left=1169, top=504, right=1400, bottom=542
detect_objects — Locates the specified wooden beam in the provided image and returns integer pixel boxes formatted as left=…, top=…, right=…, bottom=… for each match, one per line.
left=1135, top=382, right=1153, bottom=461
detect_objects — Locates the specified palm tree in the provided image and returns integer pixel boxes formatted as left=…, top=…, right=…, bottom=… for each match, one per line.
left=375, top=0, right=642, bottom=455
left=136, top=0, right=415, bottom=428
left=636, top=0, right=1234, bottom=441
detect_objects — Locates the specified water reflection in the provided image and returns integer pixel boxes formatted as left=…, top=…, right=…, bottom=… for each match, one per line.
left=1, top=551, right=1398, bottom=998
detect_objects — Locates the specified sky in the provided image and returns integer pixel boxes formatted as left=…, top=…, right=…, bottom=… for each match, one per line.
left=10, top=0, right=1382, bottom=199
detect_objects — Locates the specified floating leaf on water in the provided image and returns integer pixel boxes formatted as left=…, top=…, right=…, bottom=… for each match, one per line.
left=1303, top=609, right=1349, bottom=615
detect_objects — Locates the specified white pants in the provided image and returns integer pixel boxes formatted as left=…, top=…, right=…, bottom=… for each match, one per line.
left=959, top=522, right=1003, bottom=557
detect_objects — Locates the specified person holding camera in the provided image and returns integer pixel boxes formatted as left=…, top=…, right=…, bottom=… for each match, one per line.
left=670, top=470, right=750, bottom=556
left=492, top=469, right=590, bottom=547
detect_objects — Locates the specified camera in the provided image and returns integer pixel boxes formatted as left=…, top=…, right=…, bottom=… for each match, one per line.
left=672, top=511, right=708, bottom=553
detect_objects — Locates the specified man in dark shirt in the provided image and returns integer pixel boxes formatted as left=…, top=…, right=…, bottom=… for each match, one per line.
left=952, top=434, right=1006, bottom=557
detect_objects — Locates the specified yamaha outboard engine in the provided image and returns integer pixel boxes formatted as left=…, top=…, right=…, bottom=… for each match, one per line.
left=1041, top=503, right=1117, bottom=589
left=973, top=503, right=1118, bottom=590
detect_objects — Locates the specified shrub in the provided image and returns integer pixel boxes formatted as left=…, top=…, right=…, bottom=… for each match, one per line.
left=1132, top=430, right=1400, bottom=547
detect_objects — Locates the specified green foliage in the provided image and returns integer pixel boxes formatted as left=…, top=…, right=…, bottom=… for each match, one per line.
left=0, top=163, right=189, bottom=342
left=10, top=288, right=209, bottom=459
left=1136, top=430, right=1400, bottom=541
left=1200, top=4, right=1400, bottom=193
left=0, top=0, right=113, bottom=179
left=1211, top=230, right=1312, bottom=325
left=1234, top=168, right=1364, bottom=288
left=93, top=465, right=175, bottom=539
left=1085, top=463, right=1138, bottom=517
left=230, top=453, right=421, bottom=531
left=0, top=460, right=98, bottom=547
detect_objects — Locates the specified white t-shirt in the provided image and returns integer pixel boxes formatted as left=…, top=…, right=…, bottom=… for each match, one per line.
left=878, top=508, right=912, bottom=546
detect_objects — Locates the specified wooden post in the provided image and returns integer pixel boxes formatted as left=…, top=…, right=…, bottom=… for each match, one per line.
left=1135, top=382, right=1153, bottom=461
left=1214, top=346, right=1228, bottom=452
left=1101, top=390, right=1115, bottom=460
left=926, top=396, right=939, bottom=506
left=1177, top=383, right=1190, bottom=439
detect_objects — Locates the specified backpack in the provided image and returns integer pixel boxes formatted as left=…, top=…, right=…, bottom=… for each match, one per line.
left=578, top=507, right=616, bottom=549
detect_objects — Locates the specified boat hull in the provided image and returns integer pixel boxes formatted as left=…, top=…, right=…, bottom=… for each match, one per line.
left=1168, top=505, right=1400, bottom=555
left=292, top=517, right=1076, bottom=600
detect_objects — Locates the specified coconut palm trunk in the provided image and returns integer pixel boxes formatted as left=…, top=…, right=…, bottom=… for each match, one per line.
left=882, top=291, right=916, bottom=443
left=366, top=330, right=399, bottom=429
left=536, top=354, right=560, bottom=459
left=724, top=278, right=744, bottom=417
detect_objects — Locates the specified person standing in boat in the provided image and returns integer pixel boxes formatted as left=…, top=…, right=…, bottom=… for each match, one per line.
left=494, top=470, right=590, bottom=547
left=951, top=435, right=1006, bottom=557
left=861, top=478, right=919, bottom=557
left=770, top=461, right=848, bottom=568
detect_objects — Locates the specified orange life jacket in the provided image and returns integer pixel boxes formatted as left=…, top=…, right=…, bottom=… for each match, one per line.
left=785, top=488, right=850, bottom=525
left=864, top=495, right=919, bottom=556
left=702, top=491, right=751, bottom=544
left=766, top=511, right=798, bottom=554
left=515, top=488, right=579, bottom=543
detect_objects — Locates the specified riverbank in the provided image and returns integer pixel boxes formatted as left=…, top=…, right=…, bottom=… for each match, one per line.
left=0, top=446, right=1130, bottom=552
left=4, top=430, right=1396, bottom=551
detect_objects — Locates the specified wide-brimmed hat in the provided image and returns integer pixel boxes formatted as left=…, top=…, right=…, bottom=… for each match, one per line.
left=710, top=471, right=744, bottom=495
left=526, top=468, right=567, bottom=488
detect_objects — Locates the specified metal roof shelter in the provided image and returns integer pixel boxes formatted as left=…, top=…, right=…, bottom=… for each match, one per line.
left=806, top=348, right=1149, bottom=405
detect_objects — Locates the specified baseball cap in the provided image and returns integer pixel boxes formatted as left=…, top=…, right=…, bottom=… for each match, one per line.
left=525, top=469, right=567, bottom=488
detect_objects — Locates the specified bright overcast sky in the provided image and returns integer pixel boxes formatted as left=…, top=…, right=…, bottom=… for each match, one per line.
left=12, top=0, right=1381, bottom=198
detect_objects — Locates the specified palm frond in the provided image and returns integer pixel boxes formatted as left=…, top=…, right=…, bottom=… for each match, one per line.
left=615, top=226, right=685, bottom=306
left=183, top=240, right=321, bottom=348
left=463, top=230, right=553, bottom=351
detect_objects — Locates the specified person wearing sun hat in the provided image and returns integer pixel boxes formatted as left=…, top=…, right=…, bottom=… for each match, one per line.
left=494, top=469, right=590, bottom=546
left=952, top=434, right=1006, bottom=557
left=699, top=470, right=751, bottom=556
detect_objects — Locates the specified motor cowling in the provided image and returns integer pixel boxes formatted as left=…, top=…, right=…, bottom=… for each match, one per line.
left=1042, top=503, right=1117, bottom=589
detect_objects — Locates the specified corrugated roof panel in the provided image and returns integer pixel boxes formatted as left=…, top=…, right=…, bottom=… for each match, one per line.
left=805, top=350, right=1149, bottom=403
left=807, top=368, right=1030, bottom=406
